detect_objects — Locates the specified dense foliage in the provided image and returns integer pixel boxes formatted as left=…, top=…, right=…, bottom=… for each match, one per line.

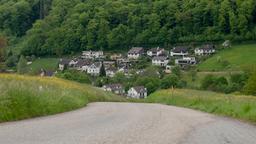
left=1, top=0, right=256, bottom=56
left=201, top=73, right=249, bottom=94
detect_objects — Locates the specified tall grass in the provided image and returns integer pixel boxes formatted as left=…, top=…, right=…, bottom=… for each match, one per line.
left=147, top=89, right=256, bottom=123
left=0, top=74, right=126, bottom=122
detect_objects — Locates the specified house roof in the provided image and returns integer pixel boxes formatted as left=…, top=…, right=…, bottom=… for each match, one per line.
left=133, top=86, right=147, bottom=93
left=200, top=44, right=215, bottom=50
left=148, top=47, right=164, bottom=53
left=128, top=47, right=144, bottom=54
left=75, top=59, right=91, bottom=67
left=59, top=59, right=70, bottom=65
left=104, top=84, right=123, bottom=90
left=172, top=46, right=188, bottom=53
left=106, top=66, right=117, bottom=72
left=41, top=69, right=55, bottom=77
left=153, top=56, right=168, bottom=61
left=90, top=62, right=102, bottom=68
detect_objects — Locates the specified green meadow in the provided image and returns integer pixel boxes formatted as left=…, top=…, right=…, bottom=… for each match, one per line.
left=147, top=89, right=256, bottom=123
left=27, top=58, right=59, bottom=74
left=198, top=44, right=256, bottom=71
left=0, top=74, right=126, bottom=122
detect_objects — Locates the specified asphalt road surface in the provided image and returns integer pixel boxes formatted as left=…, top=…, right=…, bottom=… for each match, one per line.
left=0, top=102, right=256, bottom=144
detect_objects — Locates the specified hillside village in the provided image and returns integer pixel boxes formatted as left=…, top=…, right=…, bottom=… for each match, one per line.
left=53, top=44, right=217, bottom=99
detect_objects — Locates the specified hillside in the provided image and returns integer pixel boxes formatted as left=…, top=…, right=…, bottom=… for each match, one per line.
left=147, top=89, right=256, bottom=122
left=0, top=0, right=256, bottom=56
left=198, top=44, right=256, bottom=71
left=0, top=74, right=126, bottom=122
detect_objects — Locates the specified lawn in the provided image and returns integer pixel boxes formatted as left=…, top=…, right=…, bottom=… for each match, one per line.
left=0, top=74, right=126, bottom=122
left=147, top=89, right=256, bottom=123
left=198, top=44, right=256, bottom=71
left=27, top=58, right=59, bottom=74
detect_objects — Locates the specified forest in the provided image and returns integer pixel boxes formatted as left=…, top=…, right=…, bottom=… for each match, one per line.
left=0, top=0, right=256, bottom=56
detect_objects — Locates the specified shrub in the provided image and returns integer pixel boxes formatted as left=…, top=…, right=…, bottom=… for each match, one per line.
left=56, top=70, right=91, bottom=84
left=201, top=75, right=229, bottom=93
left=135, top=77, right=161, bottom=94
left=161, top=74, right=179, bottom=89
left=5, top=55, right=18, bottom=67
left=243, top=72, right=256, bottom=96
left=171, top=66, right=181, bottom=78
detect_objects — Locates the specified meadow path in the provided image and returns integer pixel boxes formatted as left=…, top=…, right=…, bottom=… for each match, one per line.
left=0, top=102, right=256, bottom=144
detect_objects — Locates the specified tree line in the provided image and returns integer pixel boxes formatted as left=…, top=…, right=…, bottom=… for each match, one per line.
left=0, top=0, right=256, bottom=56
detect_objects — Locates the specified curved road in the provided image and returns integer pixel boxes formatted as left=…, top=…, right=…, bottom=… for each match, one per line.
left=0, top=103, right=256, bottom=144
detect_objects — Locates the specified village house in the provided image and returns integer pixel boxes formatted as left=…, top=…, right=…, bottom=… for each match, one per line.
left=105, top=66, right=117, bottom=77
left=118, top=66, right=130, bottom=76
left=147, top=47, right=165, bottom=57
left=152, top=56, right=169, bottom=67
left=103, top=84, right=125, bottom=95
left=116, top=58, right=131, bottom=68
left=69, top=59, right=79, bottom=67
left=59, top=59, right=70, bottom=71
left=110, top=53, right=123, bottom=60
left=170, top=46, right=189, bottom=57
left=40, top=69, right=55, bottom=77
left=195, top=44, right=216, bottom=56
left=127, top=86, right=148, bottom=99
left=87, top=62, right=102, bottom=76
left=128, top=47, right=144, bottom=59
left=81, top=50, right=104, bottom=59
left=175, top=57, right=196, bottom=66
left=103, top=61, right=116, bottom=68
left=75, top=59, right=92, bottom=72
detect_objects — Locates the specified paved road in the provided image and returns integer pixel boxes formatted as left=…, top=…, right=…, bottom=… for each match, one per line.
left=0, top=103, right=256, bottom=144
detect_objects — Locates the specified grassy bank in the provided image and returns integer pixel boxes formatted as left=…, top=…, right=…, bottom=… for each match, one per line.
left=147, top=89, right=256, bottom=123
left=198, top=44, right=256, bottom=71
left=0, top=74, right=126, bottom=122
left=27, top=58, right=59, bottom=74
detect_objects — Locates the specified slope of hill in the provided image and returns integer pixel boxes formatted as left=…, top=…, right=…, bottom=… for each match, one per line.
left=147, top=89, right=256, bottom=122
left=1, top=0, right=256, bottom=56
left=198, top=44, right=256, bottom=71
left=0, top=74, right=126, bottom=122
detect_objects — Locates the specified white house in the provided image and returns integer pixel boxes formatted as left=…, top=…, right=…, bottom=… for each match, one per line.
left=59, top=59, right=70, bottom=71
left=87, top=62, right=102, bottom=76
left=128, top=47, right=144, bottom=59
left=118, top=66, right=130, bottom=76
left=82, top=50, right=104, bottom=59
left=170, top=46, right=189, bottom=57
left=147, top=47, right=165, bottom=57
left=127, top=86, right=147, bottom=99
left=195, top=44, right=216, bottom=56
left=69, top=59, right=79, bottom=67
left=75, top=59, right=92, bottom=72
left=105, top=66, right=117, bottom=77
left=103, top=84, right=125, bottom=95
left=152, top=56, right=169, bottom=67
left=175, top=57, right=196, bottom=66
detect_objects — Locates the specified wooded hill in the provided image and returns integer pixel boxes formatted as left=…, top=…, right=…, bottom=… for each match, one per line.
left=1, top=0, right=256, bottom=56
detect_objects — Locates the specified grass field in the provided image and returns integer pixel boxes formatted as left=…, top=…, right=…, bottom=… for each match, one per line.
left=182, top=71, right=242, bottom=89
left=147, top=89, right=256, bottom=123
left=198, top=44, right=256, bottom=71
left=0, top=74, right=126, bottom=122
left=27, top=58, right=59, bottom=74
